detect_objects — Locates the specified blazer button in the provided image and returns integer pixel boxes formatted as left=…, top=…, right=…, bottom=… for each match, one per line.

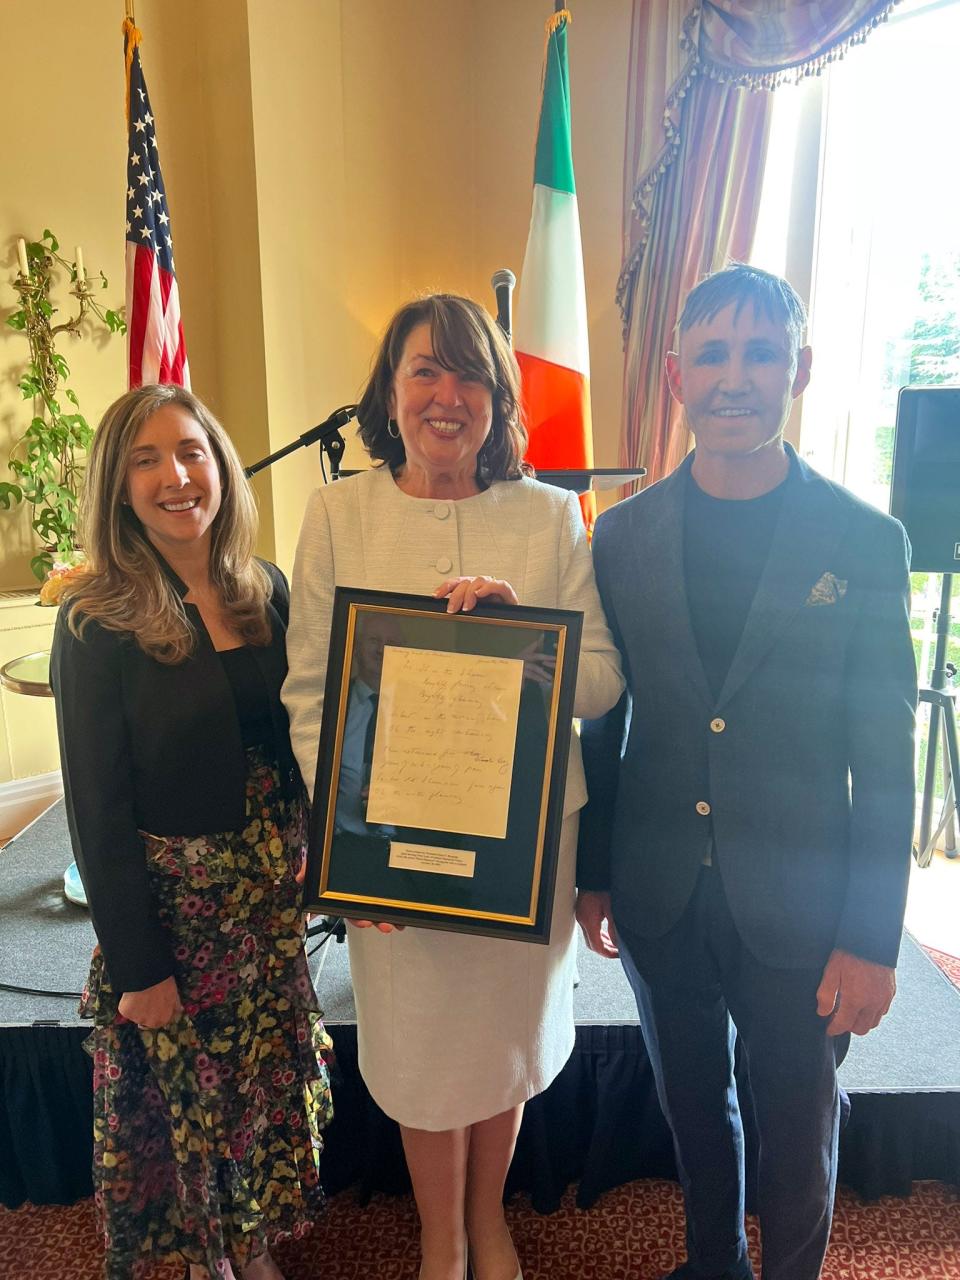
left=696, top=800, right=712, bottom=816
left=433, top=502, right=451, bottom=520
left=436, top=555, right=453, bottom=574
left=710, top=718, right=726, bottom=733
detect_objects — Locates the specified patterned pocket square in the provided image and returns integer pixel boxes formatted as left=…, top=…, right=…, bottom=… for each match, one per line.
left=806, top=572, right=848, bottom=607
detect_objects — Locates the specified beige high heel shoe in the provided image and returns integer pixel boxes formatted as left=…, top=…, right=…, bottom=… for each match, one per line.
left=417, top=1246, right=470, bottom=1280
left=461, top=1263, right=520, bottom=1279
left=461, top=1248, right=521, bottom=1280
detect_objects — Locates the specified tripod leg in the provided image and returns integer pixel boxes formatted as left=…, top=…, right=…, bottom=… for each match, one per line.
left=941, top=700, right=960, bottom=860
left=915, top=577, right=955, bottom=866
left=916, top=699, right=942, bottom=866
left=942, top=722, right=956, bottom=855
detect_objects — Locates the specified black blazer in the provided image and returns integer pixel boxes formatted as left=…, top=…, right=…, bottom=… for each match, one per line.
left=50, top=557, right=302, bottom=993
left=578, top=447, right=917, bottom=971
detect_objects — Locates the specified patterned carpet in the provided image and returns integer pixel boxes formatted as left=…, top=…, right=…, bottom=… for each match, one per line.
left=925, top=945, right=960, bottom=990
left=5, top=944, right=957, bottom=1276
left=4, top=1179, right=958, bottom=1279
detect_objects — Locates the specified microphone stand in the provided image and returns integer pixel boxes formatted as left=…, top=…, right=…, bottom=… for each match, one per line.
left=244, top=404, right=359, bottom=481
left=244, top=406, right=359, bottom=947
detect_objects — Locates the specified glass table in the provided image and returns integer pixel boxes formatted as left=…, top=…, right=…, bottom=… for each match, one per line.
left=0, top=651, right=54, bottom=698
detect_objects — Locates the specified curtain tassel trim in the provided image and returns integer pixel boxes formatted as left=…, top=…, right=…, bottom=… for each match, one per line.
left=617, top=0, right=902, bottom=326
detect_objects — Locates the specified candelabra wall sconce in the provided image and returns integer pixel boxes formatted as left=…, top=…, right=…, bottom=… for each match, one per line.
left=12, top=235, right=121, bottom=394
left=3, top=230, right=125, bottom=581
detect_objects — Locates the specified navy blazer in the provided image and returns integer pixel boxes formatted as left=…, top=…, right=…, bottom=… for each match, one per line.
left=50, top=558, right=302, bottom=993
left=578, top=446, right=917, bottom=970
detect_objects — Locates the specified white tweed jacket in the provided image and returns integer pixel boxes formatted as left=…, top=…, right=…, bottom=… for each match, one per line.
left=283, top=466, right=624, bottom=817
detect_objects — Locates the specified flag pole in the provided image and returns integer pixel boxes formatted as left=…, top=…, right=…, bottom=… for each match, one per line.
left=122, top=4, right=190, bottom=388
left=125, top=0, right=135, bottom=21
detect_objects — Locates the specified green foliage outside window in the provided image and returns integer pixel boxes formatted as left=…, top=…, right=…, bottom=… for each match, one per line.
left=873, top=250, right=960, bottom=495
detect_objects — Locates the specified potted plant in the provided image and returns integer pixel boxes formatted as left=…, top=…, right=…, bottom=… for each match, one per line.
left=1, top=229, right=125, bottom=593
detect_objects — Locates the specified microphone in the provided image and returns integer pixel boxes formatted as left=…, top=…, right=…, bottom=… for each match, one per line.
left=491, top=268, right=516, bottom=344
left=297, top=404, right=358, bottom=450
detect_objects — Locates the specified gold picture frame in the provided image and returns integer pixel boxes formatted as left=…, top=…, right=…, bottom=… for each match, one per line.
left=302, top=588, right=583, bottom=943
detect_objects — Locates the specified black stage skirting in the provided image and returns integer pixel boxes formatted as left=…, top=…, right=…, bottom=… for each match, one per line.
left=2, top=803, right=959, bottom=1211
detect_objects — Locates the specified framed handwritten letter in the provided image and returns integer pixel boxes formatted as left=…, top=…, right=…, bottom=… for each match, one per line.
left=303, top=588, right=583, bottom=943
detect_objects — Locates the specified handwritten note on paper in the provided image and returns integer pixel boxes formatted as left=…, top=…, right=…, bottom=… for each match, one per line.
left=365, top=645, right=523, bottom=839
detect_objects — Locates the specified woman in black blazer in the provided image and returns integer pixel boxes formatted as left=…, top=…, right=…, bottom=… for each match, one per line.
left=51, top=384, right=333, bottom=1280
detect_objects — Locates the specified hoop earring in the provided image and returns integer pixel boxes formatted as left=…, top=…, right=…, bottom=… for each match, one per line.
left=386, top=417, right=400, bottom=440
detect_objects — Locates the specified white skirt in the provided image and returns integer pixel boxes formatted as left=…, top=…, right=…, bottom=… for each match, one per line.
left=346, top=813, right=579, bottom=1130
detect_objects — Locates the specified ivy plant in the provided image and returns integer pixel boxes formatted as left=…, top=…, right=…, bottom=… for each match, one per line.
left=0, top=229, right=125, bottom=579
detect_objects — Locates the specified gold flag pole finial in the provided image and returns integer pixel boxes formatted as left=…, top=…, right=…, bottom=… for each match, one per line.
left=547, top=5, right=571, bottom=36
left=122, top=4, right=142, bottom=126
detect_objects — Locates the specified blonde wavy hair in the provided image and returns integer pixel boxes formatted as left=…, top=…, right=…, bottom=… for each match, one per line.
left=63, top=384, right=271, bottom=663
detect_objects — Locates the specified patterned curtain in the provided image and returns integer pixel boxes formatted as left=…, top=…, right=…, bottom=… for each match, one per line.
left=619, top=0, right=902, bottom=486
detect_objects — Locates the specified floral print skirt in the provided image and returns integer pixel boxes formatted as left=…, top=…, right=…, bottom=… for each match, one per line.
left=79, top=747, right=334, bottom=1279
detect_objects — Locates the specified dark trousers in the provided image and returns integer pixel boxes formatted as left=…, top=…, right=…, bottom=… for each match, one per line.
left=618, top=867, right=849, bottom=1280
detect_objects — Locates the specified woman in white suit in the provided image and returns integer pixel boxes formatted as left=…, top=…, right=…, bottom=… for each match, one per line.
left=283, top=294, right=623, bottom=1280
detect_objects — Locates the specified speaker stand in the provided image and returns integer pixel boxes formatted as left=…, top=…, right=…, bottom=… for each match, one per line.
left=916, top=573, right=960, bottom=866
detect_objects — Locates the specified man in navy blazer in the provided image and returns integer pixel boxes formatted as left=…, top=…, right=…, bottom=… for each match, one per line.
left=577, top=264, right=917, bottom=1280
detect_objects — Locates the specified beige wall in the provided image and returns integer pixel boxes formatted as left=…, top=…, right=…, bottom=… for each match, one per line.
left=0, top=4, right=128, bottom=589
left=1, top=0, right=631, bottom=591
left=130, top=0, right=276, bottom=551
left=467, top=1, right=631, bottom=472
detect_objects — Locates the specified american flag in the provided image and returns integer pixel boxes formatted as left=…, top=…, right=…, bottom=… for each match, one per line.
left=123, top=19, right=189, bottom=388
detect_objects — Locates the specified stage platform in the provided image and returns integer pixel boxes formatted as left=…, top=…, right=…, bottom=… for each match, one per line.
left=2, top=801, right=958, bottom=1210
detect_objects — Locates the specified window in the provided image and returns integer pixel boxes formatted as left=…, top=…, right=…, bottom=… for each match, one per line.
left=753, top=0, right=960, bottom=508
left=752, top=1, right=960, bottom=829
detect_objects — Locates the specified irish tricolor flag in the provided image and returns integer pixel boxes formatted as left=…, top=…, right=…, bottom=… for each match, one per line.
left=514, top=7, right=595, bottom=526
